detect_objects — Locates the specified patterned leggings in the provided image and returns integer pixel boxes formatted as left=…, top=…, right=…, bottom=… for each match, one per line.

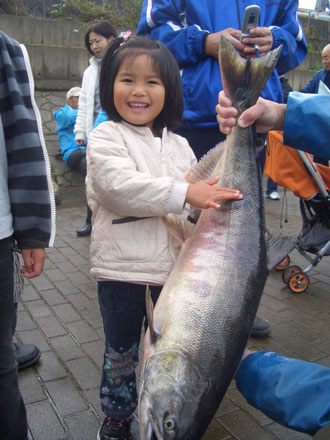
left=98, top=281, right=161, bottom=421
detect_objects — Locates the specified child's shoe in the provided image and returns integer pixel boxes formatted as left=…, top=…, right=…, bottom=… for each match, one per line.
left=97, top=417, right=129, bottom=440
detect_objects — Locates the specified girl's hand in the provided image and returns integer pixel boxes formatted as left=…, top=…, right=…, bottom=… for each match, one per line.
left=186, top=177, right=243, bottom=209
left=76, top=139, right=85, bottom=146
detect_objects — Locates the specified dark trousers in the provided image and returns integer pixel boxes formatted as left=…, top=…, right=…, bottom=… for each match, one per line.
left=98, top=281, right=162, bottom=421
left=67, top=149, right=92, bottom=224
left=175, top=127, right=226, bottom=160
left=0, top=237, right=28, bottom=440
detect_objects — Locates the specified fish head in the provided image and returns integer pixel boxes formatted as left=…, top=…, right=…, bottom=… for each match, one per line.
left=139, top=350, right=204, bottom=440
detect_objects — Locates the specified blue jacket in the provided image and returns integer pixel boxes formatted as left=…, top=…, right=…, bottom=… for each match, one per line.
left=137, top=0, right=307, bottom=130
left=93, top=110, right=108, bottom=128
left=284, top=92, right=330, bottom=159
left=236, top=351, right=330, bottom=436
left=54, top=104, right=86, bottom=164
left=300, top=69, right=328, bottom=94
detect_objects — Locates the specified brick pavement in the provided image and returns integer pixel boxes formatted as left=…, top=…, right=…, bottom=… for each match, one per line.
left=17, top=187, right=330, bottom=440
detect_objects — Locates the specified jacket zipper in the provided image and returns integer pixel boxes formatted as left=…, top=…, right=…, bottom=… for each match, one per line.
left=20, top=43, right=56, bottom=247
left=160, top=140, right=167, bottom=175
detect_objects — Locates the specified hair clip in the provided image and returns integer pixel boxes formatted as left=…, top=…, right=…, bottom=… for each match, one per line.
left=118, top=30, right=132, bottom=42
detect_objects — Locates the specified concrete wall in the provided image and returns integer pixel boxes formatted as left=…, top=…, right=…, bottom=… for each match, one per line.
left=0, top=15, right=91, bottom=203
left=0, top=14, right=90, bottom=90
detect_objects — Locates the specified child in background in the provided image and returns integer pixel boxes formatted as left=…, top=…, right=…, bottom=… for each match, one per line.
left=86, top=37, right=243, bottom=440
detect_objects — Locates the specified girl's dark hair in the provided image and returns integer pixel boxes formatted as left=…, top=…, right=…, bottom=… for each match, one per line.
left=85, top=20, right=118, bottom=55
left=99, top=36, right=183, bottom=131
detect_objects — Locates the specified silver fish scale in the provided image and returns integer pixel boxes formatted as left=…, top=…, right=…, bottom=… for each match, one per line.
left=156, top=132, right=267, bottom=381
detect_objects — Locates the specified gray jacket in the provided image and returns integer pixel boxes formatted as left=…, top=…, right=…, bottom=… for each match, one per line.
left=0, top=30, right=55, bottom=249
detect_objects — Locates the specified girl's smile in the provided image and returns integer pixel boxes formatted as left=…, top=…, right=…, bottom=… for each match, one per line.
left=113, top=54, right=165, bottom=132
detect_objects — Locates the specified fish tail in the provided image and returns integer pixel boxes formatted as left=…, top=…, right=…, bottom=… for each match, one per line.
left=218, top=36, right=282, bottom=113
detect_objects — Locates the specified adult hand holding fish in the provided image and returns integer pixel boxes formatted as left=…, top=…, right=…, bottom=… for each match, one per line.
left=185, top=176, right=243, bottom=209
left=216, top=92, right=286, bottom=134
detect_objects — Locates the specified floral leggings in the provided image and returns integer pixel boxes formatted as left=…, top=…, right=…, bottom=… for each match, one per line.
left=98, top=281, right=162, bottom=421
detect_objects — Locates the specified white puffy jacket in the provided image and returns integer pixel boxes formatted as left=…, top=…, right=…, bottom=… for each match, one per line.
left=86, top=121, right=196, bottom=284
left=74, top=56, right=100, bottom=142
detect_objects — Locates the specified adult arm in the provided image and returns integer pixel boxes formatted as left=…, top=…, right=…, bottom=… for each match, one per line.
left=217, top=91, right=330, bottom=159
left=54, top=106, right=77, bottom=130
left=74, top=68, right=89, bottom=143
left=283, top=92, right=330, bottom=159
left=236, top=351, right=330, bottom=436
left=299, top=70, right=320, bottom=93
left=265, top=0, right=307, bottom=75
left=137, top=0, right=209, bottom=68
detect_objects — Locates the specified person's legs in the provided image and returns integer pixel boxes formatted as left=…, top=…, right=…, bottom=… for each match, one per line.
left=0, top=237, right=28, bottom=440
left=259, top=138, right=280, bottom=200
left=97, top=281, right=161, bottom=439
left=67, top=149, right=93, bottom=236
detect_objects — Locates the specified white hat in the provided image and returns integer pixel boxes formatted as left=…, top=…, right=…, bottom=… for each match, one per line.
left=66, top=87, right=81, bottom=100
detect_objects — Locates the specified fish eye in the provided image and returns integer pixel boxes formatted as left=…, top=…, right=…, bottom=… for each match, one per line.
left=164, top=416, right=177, bottom=431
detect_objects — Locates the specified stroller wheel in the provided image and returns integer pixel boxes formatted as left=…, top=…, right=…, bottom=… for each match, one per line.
left=289, top=272, right=310, bottom=293
left=282, top=265, right=302, bottom=285
left=275, top=255, right=290, bottom=271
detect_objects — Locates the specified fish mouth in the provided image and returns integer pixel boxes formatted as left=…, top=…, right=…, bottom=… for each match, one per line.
left=147, top=410, right=161, bottom=440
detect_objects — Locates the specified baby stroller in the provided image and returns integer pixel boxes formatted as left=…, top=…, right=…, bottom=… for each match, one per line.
left=265, top=131, right=330, bottom=293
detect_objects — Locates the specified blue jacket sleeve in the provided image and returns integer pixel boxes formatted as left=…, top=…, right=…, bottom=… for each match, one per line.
left=137, top=0, right=208, bottom=68
left=269, top=1, right=307, bottom=75
left=300, top=70, right=325, bottom=94
left=283, top=92, right=330, bottom=159
left=236, top=351, right=330, bottom=436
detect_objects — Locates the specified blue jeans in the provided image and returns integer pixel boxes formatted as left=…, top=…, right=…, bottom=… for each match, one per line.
left=98, top=281, right=162, bottom=421
left=0, top=237, right=28, bottom=440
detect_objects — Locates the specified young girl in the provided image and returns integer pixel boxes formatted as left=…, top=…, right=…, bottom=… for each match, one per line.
left=86, top=36, right=242, bottom=440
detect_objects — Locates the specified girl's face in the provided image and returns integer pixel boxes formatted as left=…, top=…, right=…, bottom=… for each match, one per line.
left=89, top=32, right=114, bottom=58
left=113, top=54, right=165, bottom=133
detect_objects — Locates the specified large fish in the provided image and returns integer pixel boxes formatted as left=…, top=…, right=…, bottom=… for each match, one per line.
left=138, top=36, right=295, bottom=440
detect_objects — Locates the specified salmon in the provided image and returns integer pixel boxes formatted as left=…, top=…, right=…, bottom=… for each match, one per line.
left=138, top=36, right=294, bottom=440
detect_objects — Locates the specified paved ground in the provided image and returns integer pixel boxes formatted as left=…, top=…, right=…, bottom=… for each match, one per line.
left=17, top=185, right=330, bottom=440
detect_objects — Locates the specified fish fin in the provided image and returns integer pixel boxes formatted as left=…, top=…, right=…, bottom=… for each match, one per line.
left=266, top=229, right=297, bottom=271
left=185, top=142, right=225, bottom=184
left=162, top=214, right=195, bottom=244
left=218, top=35, right=282, bottom=111
left=145, top=286, right=157, bottom=345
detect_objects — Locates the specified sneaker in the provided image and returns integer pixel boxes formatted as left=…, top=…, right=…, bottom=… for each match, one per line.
left=250, top=316, right=271, bottom=339
left=76, top=223, right=92, bottom=236
left=97, top=417, right=129, bottom=440
left=15, top=343, right=41, bottom=371
left=267, top=191, right=280, bottom=200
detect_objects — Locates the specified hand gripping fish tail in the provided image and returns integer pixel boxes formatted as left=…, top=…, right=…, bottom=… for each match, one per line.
left=218, top=35, right=282, bottom=114
left=138, top=39, right=295, bottom=440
